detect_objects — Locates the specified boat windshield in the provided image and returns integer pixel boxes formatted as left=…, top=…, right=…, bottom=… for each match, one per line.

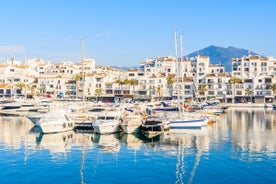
left=97, top=116, right=115, bottom=120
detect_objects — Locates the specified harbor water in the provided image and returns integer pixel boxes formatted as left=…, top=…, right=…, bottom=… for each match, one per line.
left=0, top=109, right=276, bottom=184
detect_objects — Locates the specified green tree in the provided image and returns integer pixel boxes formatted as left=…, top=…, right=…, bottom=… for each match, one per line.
left=245, top=87, right=253, bottom=102
left=156, top=86, right=161, bottom=99
left=270, top=83, right=276, bottom=102
left=115, top=79, right=125, bottom=95
left=29, top=85, right=36, bottom=97
left=229, top=77, right=242, bottom=103
left=129, top=79, right=138, bottom=94
left=166, top=76, right=174, bottom=97
left=95, top=88, right=104, bottom=102
left=74, top=73, right=83, bottom=81
left=15, top=82, right=26, bottom=96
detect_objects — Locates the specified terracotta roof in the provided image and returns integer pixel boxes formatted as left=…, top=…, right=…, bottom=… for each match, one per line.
left=183, top=77, right=193, bottom=82
left=86, top=73, right=95, bottom=77
left=127, top=69, right=138, bottom=72
left=0, top=83, right=11, bottom=88
left=0, top=64, right=8, bottom=67
left=95, top=73, right=106, bottom=78
left=105, top=82, right=114, bottom=85
left=217, top=73, right=227, bottom=77
left=249, top=55, right=261, bottom=60
left=206, top=73, right=216, bottom=77
left=198, top=56, right=209, bottom=58
left=167, top=74, right=176, bottom=78
left=165, top=58, right=174, bottom=61
left=260, top=58, right=268, bottom=61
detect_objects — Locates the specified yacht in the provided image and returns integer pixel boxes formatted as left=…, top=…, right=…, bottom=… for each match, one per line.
left=120, top=111, right=144, bottom=134
left=92, top=110, right=122, bottom=134
left=168, top=112, right=208, bottom=131
left=141, top=115, right=167, bottom=138
left=36, top=108, right=75, bottom=134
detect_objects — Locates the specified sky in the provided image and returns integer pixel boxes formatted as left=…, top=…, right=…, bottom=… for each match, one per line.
left=0, top=0, right=276, bottom=67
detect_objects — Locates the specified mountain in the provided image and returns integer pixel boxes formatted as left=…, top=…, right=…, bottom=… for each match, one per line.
left=187, top=45, right=259, bottom=72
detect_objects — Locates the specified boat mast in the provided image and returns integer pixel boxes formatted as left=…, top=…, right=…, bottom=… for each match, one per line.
left=81, top=38, right=85, bottom=104
left=175, top=30, right=181, bottom=111
left=180, top=32, right=183, bottom=107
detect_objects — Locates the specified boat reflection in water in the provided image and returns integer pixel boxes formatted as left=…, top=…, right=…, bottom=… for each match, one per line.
left=164, top=127, right=210, bottom=184
left=36, top=131, right=74, bottom=159
left=91, top=133, right=121, bottom=154
left=1, top=108, right=276, bottom=183
left=121, top=133, right=143, bottom=151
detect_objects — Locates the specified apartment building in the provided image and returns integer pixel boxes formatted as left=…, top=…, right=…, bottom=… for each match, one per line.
left=232, top=55, right=276, bottom=103
left=1, top=54, right=276, bottom=103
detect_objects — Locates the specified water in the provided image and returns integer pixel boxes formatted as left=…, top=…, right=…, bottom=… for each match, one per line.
left=0, top=109, right=276, bottom=184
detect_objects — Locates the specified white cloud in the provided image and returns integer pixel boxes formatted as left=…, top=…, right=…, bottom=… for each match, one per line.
left=0, top=45, right=26, bottom=54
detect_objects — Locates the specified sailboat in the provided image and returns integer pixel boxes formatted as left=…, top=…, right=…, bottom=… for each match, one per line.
left=168, top=31, right=208, bottom=131
left=72, top=38, right=95, bottom=132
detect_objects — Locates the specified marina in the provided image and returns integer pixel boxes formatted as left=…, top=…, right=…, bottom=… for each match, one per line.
left=0, top=105, right=276, bottom=184
left=1, top=1, right=276, bottom=183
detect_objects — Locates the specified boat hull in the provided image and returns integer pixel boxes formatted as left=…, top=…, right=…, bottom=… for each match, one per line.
left=141, top=120, right=163, bottom=138
left=120, top=118, right=143, bottom=134
left=93, top=121, right=121, bottom=134
left=169, top=119, right=207, bottom=130
left=39, top=120, right=75, bottom=134
left=120, top=124, right=141, bottom=134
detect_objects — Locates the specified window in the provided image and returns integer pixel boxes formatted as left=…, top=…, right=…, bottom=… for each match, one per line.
left=236, top=91, right=242, bottom=95
left=208, top=91, right=214, bottom=95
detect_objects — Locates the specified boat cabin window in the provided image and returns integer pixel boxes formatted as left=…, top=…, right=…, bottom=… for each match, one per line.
left=97, top=116, right=106, bottom=120
left=89, top=108, right=103, bottom=112
left=97, top=116, right=115, bottom=120
left=106, top=117, right=115, bottom=120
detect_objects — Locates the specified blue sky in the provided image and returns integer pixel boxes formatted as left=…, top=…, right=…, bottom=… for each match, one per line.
left=0, top=0, right=275, bottom=67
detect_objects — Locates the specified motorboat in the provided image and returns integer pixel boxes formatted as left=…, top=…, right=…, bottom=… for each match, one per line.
left=36, top=108, right=75, bottom=134
left=120, top=111, right=144, bottom=134
left=140, top=115, right=166, bottom=138
left=92, top=110, right=122, bottom=134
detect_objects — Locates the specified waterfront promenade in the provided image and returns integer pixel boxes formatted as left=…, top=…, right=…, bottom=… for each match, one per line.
left=224, top=102, right=275, bottom=109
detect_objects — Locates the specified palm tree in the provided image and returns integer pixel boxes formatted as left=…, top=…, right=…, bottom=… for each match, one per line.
left=28, top=85, right=36, bottom=98
left=245, top=87, right=253, bottom=102
left=156, top=86, right=162, bottom=100
left=198, top=84, right=207, bottom=100
left=95, top=88, right=103, bottom=102
left=74, top=73, right=83, bottom=81
left=115, top=79, right=125, bottom=95
left=15, top=82, right=26, bottom=97
left=270, top=83, right=276, bottom=102
left=228, top=77, right=242, bottom=103
left=123, top=79, right=131, bottom=96
left=166, top=76, right=174, bottom=97
left=129, top=79, right=138, bottom=95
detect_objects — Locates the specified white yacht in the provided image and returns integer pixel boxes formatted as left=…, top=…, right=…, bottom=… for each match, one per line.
left=37, top=108, right=75, bottom=134
left=92, top=110, right=122, bottom=134
left=168, top=112, right=208, bottom=131
left=120, top=111, right=144, bottom=134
